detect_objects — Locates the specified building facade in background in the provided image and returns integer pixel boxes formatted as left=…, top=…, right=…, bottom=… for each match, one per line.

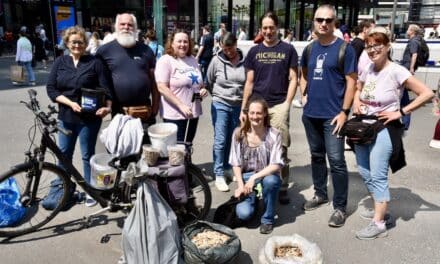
left=1, top=0, right=440, bottom=45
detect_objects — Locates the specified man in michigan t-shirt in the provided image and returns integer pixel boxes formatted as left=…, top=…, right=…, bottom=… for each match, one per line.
left=241, top=12, right=298, bottom=206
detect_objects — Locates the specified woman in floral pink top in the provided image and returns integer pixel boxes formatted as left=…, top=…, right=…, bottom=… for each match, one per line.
left=229, top=96, right=283, bottom=234
left=155, top=30, right=208, bottom=142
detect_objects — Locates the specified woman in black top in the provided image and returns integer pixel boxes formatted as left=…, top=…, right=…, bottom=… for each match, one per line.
left=46, top=26, right=112, bottom=207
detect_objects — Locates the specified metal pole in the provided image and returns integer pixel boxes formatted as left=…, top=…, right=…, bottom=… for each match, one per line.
left=390, top=0, right=398, bottom=40
left=195, top=0, right=199, bottom=43
left=47, top=0, right=56, bottom=56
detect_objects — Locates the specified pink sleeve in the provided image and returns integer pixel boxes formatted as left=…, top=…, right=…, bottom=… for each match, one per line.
left=154, top=55, right=171, bottom=83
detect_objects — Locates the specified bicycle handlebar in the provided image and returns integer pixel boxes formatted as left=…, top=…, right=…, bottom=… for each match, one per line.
left=23, top=89, right=71, bottom=136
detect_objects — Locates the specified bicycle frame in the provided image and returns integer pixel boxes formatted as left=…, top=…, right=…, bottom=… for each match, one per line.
left=33, top=126, right=122, bottom=208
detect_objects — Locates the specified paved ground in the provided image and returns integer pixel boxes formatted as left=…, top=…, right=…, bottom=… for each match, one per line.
left=0, top=56, right=439, bottom=263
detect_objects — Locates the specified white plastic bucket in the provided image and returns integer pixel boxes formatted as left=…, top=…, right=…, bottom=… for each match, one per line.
left=147, top=123, right=178, bottom=157
left=90, top=153, right=117, bottom=190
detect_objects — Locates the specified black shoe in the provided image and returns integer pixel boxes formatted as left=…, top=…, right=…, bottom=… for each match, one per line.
left=303, top=195, right=329, bottom=211
left=328, top=209, right=346, bottom=227
left=278, top=190, right=290, bottom=205
left=259, top=223, right=274, bottom=234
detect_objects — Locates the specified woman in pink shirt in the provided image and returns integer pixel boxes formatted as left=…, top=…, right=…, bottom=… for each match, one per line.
left=155, top=30, right=208, bottom=142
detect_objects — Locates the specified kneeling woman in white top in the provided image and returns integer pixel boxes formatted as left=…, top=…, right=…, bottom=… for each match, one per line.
left=229, top=96, right=283, bottom=235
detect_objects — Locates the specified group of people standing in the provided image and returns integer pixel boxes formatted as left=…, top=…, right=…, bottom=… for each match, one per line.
left=13, top=25, right=51, bottom=86
left=44, top=4, right=434, bottom=239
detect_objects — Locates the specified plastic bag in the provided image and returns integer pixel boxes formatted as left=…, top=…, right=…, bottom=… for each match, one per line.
left=122, top=180, right=182, bottom=264
left=258, top=234, right=323, bottom=264
left=0, top=178, right=26, bottom=227
left=183, top=221, right=241, bottom=264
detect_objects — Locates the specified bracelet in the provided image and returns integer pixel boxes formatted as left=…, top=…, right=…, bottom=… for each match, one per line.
left=342, top=108, right=350, bottom=116
left=242, top=108, right=248, bottom=113
left=399, top=108, right=406, bottom=116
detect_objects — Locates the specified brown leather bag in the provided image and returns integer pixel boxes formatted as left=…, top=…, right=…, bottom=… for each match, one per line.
left=123, top=106, right=152, bottom=121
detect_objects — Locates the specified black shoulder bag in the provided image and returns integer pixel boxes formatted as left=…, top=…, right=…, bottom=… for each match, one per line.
left=339, top=115, right=385, bottom=145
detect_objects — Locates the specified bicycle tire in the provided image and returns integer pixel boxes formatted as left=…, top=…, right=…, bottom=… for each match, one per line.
left=0, top=162, right=71, bottom=237
left=182, top=163, right=212, bottom=224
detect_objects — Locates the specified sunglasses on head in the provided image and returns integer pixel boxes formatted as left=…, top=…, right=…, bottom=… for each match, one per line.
left=315, top=17, right=334, bottom=24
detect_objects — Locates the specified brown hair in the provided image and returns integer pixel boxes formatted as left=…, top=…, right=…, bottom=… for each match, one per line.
left=235, top=95, right=270, bottom=142
left=145, top=29, right=157, bottom=41
left=260, top=11, right=279, bottom=27
left=164, top=29, right=193, bottom=57
left=366, top=32, right=390, bottom=46
left=62, top=26, right=87, bottom=47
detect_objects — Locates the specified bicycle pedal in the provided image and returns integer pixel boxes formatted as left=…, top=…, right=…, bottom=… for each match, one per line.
left=100, top=234, right=111, bottom=243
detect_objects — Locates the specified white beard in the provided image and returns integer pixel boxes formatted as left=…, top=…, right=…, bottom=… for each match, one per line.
left=116, top=31, right=136, bottom=47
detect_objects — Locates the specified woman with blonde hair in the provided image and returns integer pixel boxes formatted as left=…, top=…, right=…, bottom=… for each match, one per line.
left=46, top=26, right=112, bottom=207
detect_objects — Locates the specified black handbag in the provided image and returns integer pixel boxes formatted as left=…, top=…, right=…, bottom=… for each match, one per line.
left=213, top=196, right=242, bottom=228
left=339, top=115, right=385, bottom=145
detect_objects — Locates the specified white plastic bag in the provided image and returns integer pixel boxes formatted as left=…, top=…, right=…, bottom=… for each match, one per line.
left=258, top=234, right=323, bottom=264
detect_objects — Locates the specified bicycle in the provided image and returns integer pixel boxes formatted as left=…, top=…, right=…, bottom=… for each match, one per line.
left=0, top=89, right=211, bottom=237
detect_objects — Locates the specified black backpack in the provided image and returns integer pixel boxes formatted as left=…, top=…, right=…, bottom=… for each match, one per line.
left=416, top=37, right=429, bottom=67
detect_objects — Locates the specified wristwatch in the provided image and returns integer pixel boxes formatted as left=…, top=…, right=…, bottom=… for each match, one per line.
left=342, top=108, right=350, bottom=116
left=399, top=108, right=406, bottom=116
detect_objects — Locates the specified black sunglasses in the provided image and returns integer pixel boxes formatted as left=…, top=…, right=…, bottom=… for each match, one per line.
left=315, top=17, right=334, bottom=24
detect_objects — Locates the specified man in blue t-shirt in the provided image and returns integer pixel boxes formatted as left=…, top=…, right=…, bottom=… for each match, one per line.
left=299, top=4, right=357, bottom=228
left=241, top=12, right=298, bottom=211
left=96, top=13, right=159, bottom=143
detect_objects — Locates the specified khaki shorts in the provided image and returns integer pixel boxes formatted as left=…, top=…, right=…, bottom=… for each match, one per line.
left=269, top=101, right=290, bottom=147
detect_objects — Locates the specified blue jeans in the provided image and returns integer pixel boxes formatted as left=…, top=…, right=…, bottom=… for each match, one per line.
left=58, top=120, right=102, bottom=183
left=235, top=172, right=281, bottom=225
left=199, top=58, right=211, bottom=86
left=354, top=129, right=392, bottom=202
left=302, top=115, right=348, bottom=211
left=211, top=101, right=241, bottom=177
left=163, top=118, right=199, bottom=143
left=18, top=61, right=35, bottom=82
left=400, top=89, right=411, bottom=130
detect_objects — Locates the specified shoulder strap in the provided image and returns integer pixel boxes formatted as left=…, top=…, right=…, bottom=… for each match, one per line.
left=304, top=42, right=313, bottom=68
left=302, top=42, right=313, bottom=96
left=338, top=41, right=348, bottom=75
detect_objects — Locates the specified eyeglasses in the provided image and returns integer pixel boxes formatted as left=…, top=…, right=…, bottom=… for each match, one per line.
left=364, top=44, right=384, bottom=52
left=315, top=17, right=334, bottom=24
left=69, top=40, right=85, bottom=46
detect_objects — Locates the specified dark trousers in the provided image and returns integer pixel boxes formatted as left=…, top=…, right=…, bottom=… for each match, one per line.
left=400, top=88, right=411, bottom=130
left=163, top=118, right=199, bottom=143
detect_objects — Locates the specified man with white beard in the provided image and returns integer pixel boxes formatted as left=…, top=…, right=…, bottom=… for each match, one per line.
left=96, top=13, right=159, bottom=144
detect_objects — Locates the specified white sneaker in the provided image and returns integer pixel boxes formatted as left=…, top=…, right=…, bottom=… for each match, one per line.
left=215, top=178, right=230, bottom=192
left=85, top=194, right=97, bottom=207
left=429, top=139, right=440, bottom=149
left=292, top=99, right=303, bottom=108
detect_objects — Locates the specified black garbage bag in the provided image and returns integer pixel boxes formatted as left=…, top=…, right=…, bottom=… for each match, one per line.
left=182, top=221, right=241, bottom=264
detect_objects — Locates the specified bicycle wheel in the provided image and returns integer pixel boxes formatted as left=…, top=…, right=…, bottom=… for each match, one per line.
left=180, top=163, right=212, bottom=224
left=0, top=162, right=71, bottom=237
